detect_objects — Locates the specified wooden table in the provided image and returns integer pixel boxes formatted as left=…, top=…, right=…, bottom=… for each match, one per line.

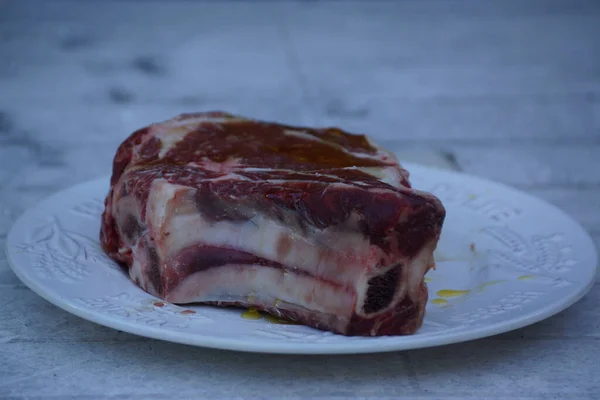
left=1, top=1, right=598, bottom=398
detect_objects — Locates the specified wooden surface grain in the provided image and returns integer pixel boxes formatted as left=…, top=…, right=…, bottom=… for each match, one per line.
left=1, top=1, right=599, bottom=399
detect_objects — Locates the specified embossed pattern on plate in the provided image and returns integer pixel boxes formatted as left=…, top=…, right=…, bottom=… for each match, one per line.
left=5, top=163, right=598, bottom=354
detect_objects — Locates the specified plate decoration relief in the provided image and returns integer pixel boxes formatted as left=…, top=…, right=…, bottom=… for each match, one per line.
left=75, top=293, right=214, bottom=330
left=448, top=291, right=545, bottom=325
left=420, top=180, right=579, bottom=328
left=483, top=227, right=576, bottom=275
left=15, top=216, right=114, bottom=283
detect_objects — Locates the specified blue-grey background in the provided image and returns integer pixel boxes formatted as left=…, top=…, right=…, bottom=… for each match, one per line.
left=1, top=1, right=599, bottom=398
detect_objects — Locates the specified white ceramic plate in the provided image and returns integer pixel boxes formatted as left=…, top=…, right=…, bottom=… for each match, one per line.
left=5, top=163, right=598, bottom=354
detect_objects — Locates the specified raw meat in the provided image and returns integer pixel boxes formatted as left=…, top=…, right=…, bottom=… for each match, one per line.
left=100, top=111, right=446, bottom=336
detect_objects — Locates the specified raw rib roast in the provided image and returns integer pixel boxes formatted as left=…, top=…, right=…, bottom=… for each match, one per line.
left=100, top=111, right=446, bottom=336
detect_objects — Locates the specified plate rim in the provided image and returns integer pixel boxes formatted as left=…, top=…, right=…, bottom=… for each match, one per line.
left=5, top=162, right=599, bottom=354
